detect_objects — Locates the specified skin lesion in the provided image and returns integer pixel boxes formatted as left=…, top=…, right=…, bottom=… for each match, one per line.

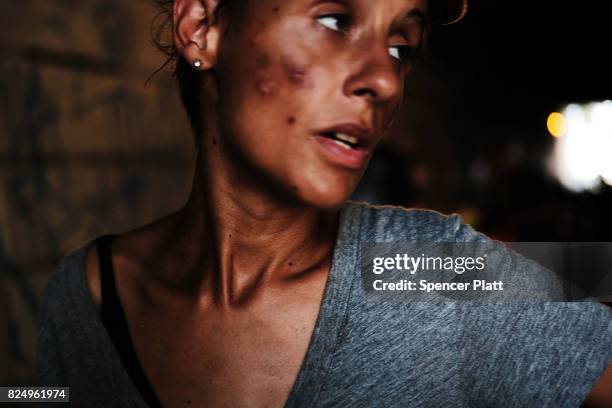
left=282, top=54, right=308, bottom=85
left=288, top=67, right=306, bottom=84
left=253, top=56, right=276, bottom=95
left=253, top=51, right=314, bottom=95
left=247, top=14, right=317, bottom=97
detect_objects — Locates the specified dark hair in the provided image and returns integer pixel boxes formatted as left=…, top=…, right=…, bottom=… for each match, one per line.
left=152, top=0, right=245, bottom=143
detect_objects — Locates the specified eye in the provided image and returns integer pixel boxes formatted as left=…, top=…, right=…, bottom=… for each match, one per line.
left=388, top=45, right=418, bottom=65
left=317, top=14, right=351, bottom=33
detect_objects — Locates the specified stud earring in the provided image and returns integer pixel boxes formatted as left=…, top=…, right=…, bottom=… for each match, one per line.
left=193, top=59, right=202, bottom=69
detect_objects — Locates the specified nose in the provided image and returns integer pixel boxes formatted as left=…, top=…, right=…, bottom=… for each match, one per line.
left=343, top=46, right=402, bottom=105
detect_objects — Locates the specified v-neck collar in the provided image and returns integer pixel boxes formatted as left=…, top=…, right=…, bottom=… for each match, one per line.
left=73, top=202, right=362, bottom=408
left=283, top=202, right=361, bottom=408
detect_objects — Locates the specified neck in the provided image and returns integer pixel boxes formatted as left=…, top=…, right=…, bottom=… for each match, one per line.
left=162, top=142, right=339, bottom=307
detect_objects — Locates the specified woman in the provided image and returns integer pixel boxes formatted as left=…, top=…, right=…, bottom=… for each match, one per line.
left=38, top=0, right=612, bottom=406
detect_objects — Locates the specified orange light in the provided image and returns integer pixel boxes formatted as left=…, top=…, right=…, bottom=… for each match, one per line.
left=547, top=112, right=567, bottom=138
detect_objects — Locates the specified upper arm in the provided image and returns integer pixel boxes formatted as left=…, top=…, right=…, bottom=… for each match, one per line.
left=584, top=362, right=612, bottom=408
left=37, top=245, right=103, bottom=388
left=463, top=302, right=612, bottom=407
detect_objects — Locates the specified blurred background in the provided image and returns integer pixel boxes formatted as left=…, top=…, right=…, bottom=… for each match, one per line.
left=1, top=0, right=611, bottom=385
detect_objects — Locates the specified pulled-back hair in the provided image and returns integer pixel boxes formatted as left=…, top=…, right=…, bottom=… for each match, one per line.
left=152, top=0, right=245, bottom=142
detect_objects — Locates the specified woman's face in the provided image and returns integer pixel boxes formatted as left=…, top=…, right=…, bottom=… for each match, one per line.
left=212, top=0, right=426, bottom=209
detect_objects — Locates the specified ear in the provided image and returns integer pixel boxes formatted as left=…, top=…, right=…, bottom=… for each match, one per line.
left=173, top=0, right=222, bottom=70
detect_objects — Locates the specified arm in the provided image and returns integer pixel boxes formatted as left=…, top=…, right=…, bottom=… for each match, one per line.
left=584, top=362, right=612, bottom=408
left=452, top=220, right=612, bottom=406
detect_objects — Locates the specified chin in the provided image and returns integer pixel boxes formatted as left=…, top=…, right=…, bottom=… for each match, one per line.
left=296, top=178, right=357, bottom=211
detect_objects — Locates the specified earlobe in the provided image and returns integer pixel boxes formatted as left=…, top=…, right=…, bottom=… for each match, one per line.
left=173, top=0, right=221, bottom=70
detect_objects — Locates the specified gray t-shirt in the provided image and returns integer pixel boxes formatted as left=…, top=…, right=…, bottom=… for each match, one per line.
left=38, top=201, right=612, bottom=407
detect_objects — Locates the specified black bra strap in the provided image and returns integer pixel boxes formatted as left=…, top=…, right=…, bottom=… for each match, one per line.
left=98, top=234, right=118, bottom=325
left=96, top=234, right=163, bottom=408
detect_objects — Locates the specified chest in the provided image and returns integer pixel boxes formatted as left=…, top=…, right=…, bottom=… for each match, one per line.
left=125, top=286, right=326, bottom=407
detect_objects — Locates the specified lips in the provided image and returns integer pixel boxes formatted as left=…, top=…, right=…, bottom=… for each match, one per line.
left=312, top=123, right=375, bottom=170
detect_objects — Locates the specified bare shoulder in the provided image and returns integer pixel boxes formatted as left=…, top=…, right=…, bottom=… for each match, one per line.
left=83, top=213, right=180, bottom=313
left=82, top=230, right=150, bottom=313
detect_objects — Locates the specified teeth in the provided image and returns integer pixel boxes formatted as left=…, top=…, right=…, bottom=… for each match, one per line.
left=332, top=139, right=352, bottom=149
left=335, top=133, right=359, bottom=145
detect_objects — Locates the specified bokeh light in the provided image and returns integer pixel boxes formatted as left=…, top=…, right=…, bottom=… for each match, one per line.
left=547, top=112, right=567, bottom=138
left=550, top=101, right=612, bottom=192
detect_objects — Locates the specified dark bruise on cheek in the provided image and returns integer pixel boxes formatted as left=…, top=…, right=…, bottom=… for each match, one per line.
left=287, top=64, right=307, bottom=85
left=281, top=55, right=311, bottom=87
left=253, top=55, right=276, bottom=95
left=289, top=68, right=306, bottom=84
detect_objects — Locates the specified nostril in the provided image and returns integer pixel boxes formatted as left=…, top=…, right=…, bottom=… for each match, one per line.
left=354, top=88, right=376, bottom=98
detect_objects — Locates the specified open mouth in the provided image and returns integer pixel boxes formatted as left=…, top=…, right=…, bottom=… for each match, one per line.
left=318, top=132, right=362, bottom=150
left=312, top=122, right=374, bottom=169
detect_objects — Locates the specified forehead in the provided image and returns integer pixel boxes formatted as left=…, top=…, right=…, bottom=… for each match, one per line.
left=249, top=0, right=428, bottom=20
left=363, top=0, right=428, bottom=19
